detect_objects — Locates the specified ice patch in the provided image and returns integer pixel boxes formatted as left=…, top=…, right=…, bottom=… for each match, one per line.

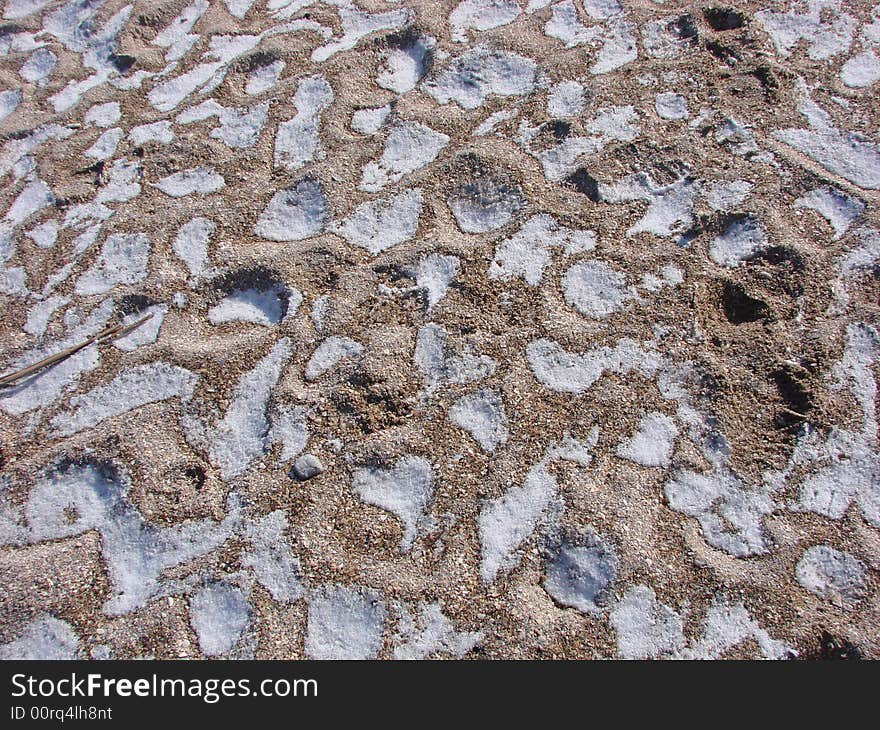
left=377, top=34, right=435, bottom=93
left=774, top=86, right=880, bottom=190
left=709, top=216, right=769, bottom=267
left=756, top=1, right=856, bottom=60
left=269, top=405, right=308, bottom=463
left=19, top=47, right=56, bottom=85
left=246, top=59, right=285, bottom=95
left=0, top=616, right=80, bottom=660
left=562, top=260, right=636, bottom=319
left=154, top=167, right=225, bottom=197
left=173, top=217, right=215, bottom=280
left=416, top=253, right=459, bottom=310
left=352, top=456, right=435, bottom=551
left=209, top=285, right=292, bottom=326
left=547, top=80, right=585, bottom=117
left=423, top=45, right=537, bottom=109
left=311, top=2, right=409, bottom=63
left=360, top=122, right=449, bottom=192
left=450, top=0, right=520, bottom=42
left=241, top=510, right=304, bottom=601
left=331, top=189, right=422, bottom=254
left=447, top=173, right=524, bottom=234
left=706, top=179, right=752, bottom=211
left=392, top=602, right=482, bottom=659
left=75, top=233, right=150, bottom=295
left=527, top=337, right=660, bottom=395
left=84, top=102, right=121, bottom=128
left=489, top=214, right=596, bottom=286
left=201, top=340, right=292, bottom=481
left=351, top=105, right=392, bottom=135
left=129, top=121, right=175, bottom=146
left=841, top=49, right=880, bottom=87
left=21, top=461, right=235, bottom=615
left=616, top=412, right=678, bottom=467
left=254, top=178, right=327, bottom=242
left=305, top=336, right=364, bottom=381
left=795, top=545, right=867, bottom=605
left=795, top=186, right=864, bottom=239
left=544, top=530, right=618, bottom=615
left=449, top=389, right=509, bottom=453
left=113, top=304, right=167, bottom=352
left=190, top=583, right=250, bottom=656
left=599, top=173, right=697, bottom=238
left=479, top=431, right=598, bottom=583
left=275, top=75, right=333, bottom=169
left=305, top=584, right=387, bottom=659
left=655, top=91, right=688, bottom=120
left=51, top=362, right=197, bottom=437
left=415, top=324, right=496, bottom=389
left=179, top=100, right=269, bottom=148
left=610, top=586, right=684, bottom=659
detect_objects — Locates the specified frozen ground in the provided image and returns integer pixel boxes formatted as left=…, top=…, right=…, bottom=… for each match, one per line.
left=0, top=0, right=879, bottom=660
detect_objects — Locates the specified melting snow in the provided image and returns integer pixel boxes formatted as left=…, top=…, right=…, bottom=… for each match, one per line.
left=254, top=178, right=327, bottom=242
left=544, top=530, right=618, bottom=615
left=154, top=167, right=225, bottom=197
left=305, top=336, right=364, bottom=381
left=449, top=388, right=509, bottom=452
left=616, top=412, right=678, bottom=467
left=305, top=584, right=387, bottom=659
left=331, top=189, right=422, bottom=254
left=360, top=122, right=449, bottom=192
left=275, top=75, right=333, bottom=169
left=795, top=545, right=867, bottom=606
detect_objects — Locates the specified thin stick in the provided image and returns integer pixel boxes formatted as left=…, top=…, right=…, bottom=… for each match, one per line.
left=0, top=312, right=154, bottom=388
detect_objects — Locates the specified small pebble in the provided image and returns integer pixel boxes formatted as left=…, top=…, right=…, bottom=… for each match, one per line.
left=292, top=454, right=324, bottom=481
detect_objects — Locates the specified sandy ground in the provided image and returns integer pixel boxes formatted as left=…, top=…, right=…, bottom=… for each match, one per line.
left=0, top=0, right=878, bottom=659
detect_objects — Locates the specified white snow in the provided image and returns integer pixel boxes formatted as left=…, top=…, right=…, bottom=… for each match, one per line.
left=209, top=285, right=295, bottom=326
left=190, top=583, right=250, bottom=656
left=311, top=2, right=409, bottom=63
left=274, top=75, right=333, bottom=169
left=153, top=167, right=225, bottom=197
left=0, top=615, right=80, bottom=660
left=75, top=233, right=150, bottom=295
left=393, top=602, right=482, bottom=659
left=22, top=461, right=235, bottom=614
left=795, top=545, right=867, bottom=605
left=423, top=45, right=537, bottom=109
left=547, top=80, right=585, bottom=117
left=352, top=456, right=435, bottom=551
left=489, top=215, right=595, bottom=286
left=756, top=1, right=856, bottom=61
left=449, top=389, right=509, bottom=452
left=706, top=179, right=752, bottom=211
left=377, top=32, right=434, bottom=93
left=19, top=47, right=56, bottom=85
left=351, top=104, right=392, bottom=135
left=415, top=324, right=496, bottom=389
left=544, top=531, right=618, bottom=615
left=527, top=337, right=660, bottom=395
left=254, top=177, right=327, bottom=242
left=709, top=216, right=770, bottom=267
left=563, top=260, right=636, bottom=319
left=795, top=186, right=864, bottom=239
left=85, top=127, right=123, bottom=160
left=416, top=253, right=459, bottom=310
left=246, top=59, right=285, bottom=95
left=269, top=405, right=309, bottom=463
left=610, top=586, right=684, bottom=659
left=616, top=412, right=678, bottom=467
left=203, top=339, right=292, bottom=480
left=178, top=100, right=269, bottom=148
left=473, top=109, right=518, bottom=136
left=305, top=584, right=387, bottom=659
left=173, top=217, right=215, bottom=279
left=774, top=86, right=880, bottom=190
left=305, top=336, right=364, bottom=381
left=331, top=189, right=422, bottom=254
left=841, top=49, right=880, bottom=87
left=129, top=121, right=175, bottom=146
left=599, top=173, right=696, bottom=238
left=479, top=432, right=598, bottom=583
left=113, top=304, right=167, bottom=352
left=0, top=88, right=21, bottom=121
left=360, top=122, right=449, bottom=192
left=83, top=101, right=122, bottom=127
left=23, top=295, right=67, bottom=337
left=450, top=0, right=521, bottom=42
left=51, top=362, right=197, bottom=436
left=447, top=174, right=524, bottom=234
left=654, top=91, right=688, bottom=120
left=241, top=510, right=304, bottom=601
